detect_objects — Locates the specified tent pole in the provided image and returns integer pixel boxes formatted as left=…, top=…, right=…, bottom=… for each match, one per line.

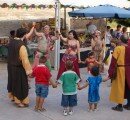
left=54, top=0, right=60, bottom=70
left=103, top=18, right=107, bottom=58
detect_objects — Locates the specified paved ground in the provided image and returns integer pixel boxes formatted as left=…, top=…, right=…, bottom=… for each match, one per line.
left=0, top=62, right=129, bottom=120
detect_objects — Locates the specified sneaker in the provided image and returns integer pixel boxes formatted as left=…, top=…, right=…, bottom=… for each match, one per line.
left=112, top=105, right=123, bottom=112
left=88, top=109, right=93, bottom=112
left=68, top=110, right=73, bottom=115
left=94, top=108, right=99, bottom=112
left=123, top=104, right=130, bottom=110
left=34, top=106, right=38, bottom=112
left=63, top=110, right=68, bottom=116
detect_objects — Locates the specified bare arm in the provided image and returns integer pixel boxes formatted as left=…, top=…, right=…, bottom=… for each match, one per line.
left=34, top=28, right=43, bottom=37
left=91, top=38, right=95, bottom=49
left=57, top=29, right=67, bottom=42
left=49, top=79, right=57, bottom=88
left=51, top=31, right=60, bottom=41
left=19, top=45, right=32, bottom=75
left=25, top=26, right=35, bottom=40
left=102, top=40, right=105, bottom=50
left=78, top=82, right=88, bottom=90
left=31, top=22, right=43, bottom=37
left=102, top=77, right=110, bottom=82
left=95, top=60, right=101, bottom=65
left=77, top=40, right=81, bottom=61
left=59, top=34, right=68, bottom=42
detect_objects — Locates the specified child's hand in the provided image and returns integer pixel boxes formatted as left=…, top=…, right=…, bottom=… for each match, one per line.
left=103, top=77, right=110, bottom=82
left=78, top=59, right=82, bottom=63
left=52, top=82, right=58, bottom=88
left=52, top=84, right=57, bottom=88
left=28, top=74, right=33, bottom=78
left=78, top=86, right=82, bottom=90
left=80, top=61, right=85, bottom=64
left=32, top=22, right=36, bottom=27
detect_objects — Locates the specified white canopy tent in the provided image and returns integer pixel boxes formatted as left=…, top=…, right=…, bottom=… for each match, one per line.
left=0, top=0, right=130, bottom=7
left=0, top=0, right=55, bottom=5
left=0, top=0, right=61, bottom=70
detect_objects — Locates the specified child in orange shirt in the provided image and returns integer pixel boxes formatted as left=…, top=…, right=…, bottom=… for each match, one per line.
left=82, top=51, right=100, bottom=73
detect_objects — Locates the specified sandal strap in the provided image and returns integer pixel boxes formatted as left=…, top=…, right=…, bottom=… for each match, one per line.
left=17, top=103, right=24, bottom=107
left=39, top=108, right=46, bottom=111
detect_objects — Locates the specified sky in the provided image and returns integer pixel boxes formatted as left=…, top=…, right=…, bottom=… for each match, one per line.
left=0, top=0, right=130, bottom=8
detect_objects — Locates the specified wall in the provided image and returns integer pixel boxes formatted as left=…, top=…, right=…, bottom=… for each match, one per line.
left=0, top=20, right=21, bottom=37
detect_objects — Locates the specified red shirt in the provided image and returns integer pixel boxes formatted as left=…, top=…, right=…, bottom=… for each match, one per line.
left=32, top=64, right=52, bottom=85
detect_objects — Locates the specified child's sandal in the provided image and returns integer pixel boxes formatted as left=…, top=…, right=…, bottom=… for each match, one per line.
left=17, top=103, right=25, bottom=108
left=34, top=106, right=38, bottom=111
left=39, top=107, right=46, bottom=112
left=23, top=104, right=29, bottom=107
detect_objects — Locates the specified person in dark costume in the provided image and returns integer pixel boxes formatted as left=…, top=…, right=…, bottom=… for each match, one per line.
left=7, top=28, right=32, bottom=107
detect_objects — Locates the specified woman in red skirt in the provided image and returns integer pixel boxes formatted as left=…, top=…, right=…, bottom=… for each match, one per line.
left=57, top=30, right=81, bottom=80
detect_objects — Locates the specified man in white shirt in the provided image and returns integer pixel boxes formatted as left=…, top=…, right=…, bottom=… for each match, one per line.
left=106, top=26, right=112, bottom=48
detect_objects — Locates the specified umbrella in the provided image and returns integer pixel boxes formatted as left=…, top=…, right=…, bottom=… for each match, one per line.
left=68, top=4, right=130, bottom=18
left=69, top=4, right=130, bottom=59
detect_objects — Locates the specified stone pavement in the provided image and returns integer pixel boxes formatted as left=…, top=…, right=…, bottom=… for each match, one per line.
left=0, top=62, right=129, bottom=120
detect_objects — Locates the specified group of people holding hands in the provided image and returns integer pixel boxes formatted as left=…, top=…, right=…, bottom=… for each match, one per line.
left=7, top=22, right=130, bottom=116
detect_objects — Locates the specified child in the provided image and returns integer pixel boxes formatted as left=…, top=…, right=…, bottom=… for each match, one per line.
left=32, top=56, right=57, bottom=111
left=78, top=66, right=107, bottom=112
left=82, top=51, right=100, bottom=73
left=58, top=60, right=81, bottom=116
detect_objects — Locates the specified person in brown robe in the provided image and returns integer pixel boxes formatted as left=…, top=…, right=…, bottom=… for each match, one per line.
left=7, top=28, right=32, bottom=107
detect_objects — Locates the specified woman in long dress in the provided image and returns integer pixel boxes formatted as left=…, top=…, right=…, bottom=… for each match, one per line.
left=91, top=30, right=105, bottom=72
left=57, top=30, right=81, bottom=80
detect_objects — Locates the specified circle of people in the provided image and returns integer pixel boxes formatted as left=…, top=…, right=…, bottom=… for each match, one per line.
left=7, top=22, right=130, bottom=116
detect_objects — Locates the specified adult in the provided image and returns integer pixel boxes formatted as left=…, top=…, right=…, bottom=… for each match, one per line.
left=91, top=30, right=105, bottom=72
left=108, top=35, right=130, bottom=111
left=122, top=27, right=128, bottom=38
left=113, top=24, right=122, bottom=39
left=105, top=26, right=112, bottom=48
left=32, top=23, right=59, bottom=70
left=7, top=28, right=33, bottom=107
left=57, top=30, right=81, bottom=80
left=9, top=30, right=15, bottom=41
left=85, top=21, right=97, bottom=36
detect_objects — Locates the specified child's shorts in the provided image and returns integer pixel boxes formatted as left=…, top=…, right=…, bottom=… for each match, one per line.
left=61, top=94, right=77, bottom=107
left=35, top=84, right=49, bottom=98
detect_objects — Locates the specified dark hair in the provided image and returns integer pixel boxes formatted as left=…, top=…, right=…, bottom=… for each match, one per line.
left=117, top=24, right=121, bottom=28
left=120, top=35, right=128, bottom=44
left=16, top=28, right=27, bottom=38
left=10, top=30, right=15, bottom=36
left=107, top=26, right=111, bottom=30
left=66, top=60, right=73, bottom=70
left=90, top=66, right=99, bottom=76
left=88, top=51, right=94, bottom=57
left=68, top=30, right=78, bottom=40
left=122, top=27, right=127, bottom=33
left=39, top=56, right=47, bottom=64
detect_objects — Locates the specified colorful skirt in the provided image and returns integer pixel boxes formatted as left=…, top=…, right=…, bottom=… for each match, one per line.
left=57, top=54, right=80, bottom=80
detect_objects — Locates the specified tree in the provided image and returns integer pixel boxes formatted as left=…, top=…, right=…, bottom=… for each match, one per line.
left=115, top=19, right=130, bottom=26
